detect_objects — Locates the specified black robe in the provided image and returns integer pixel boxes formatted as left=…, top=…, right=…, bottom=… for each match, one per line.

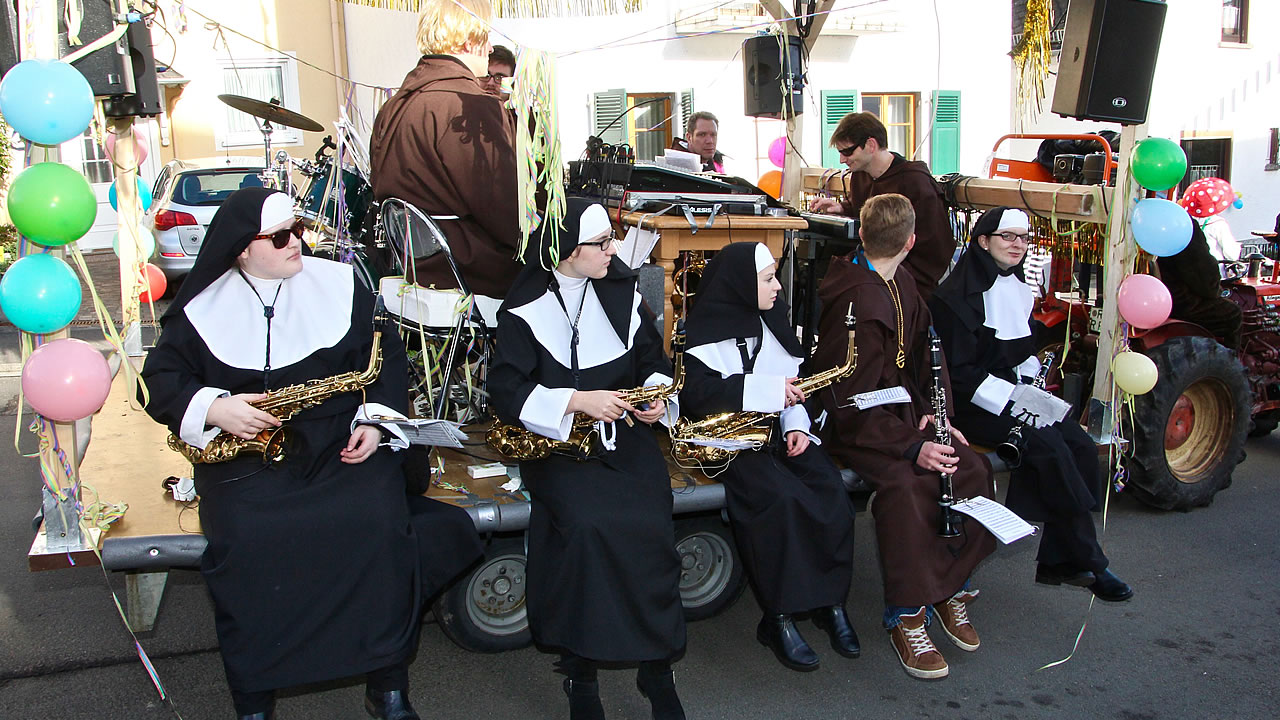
left=811, top=254, right=995, bottom=608
left=141, top=259, right=481, bottom=692
left=488, top=259, right=685, bottom=662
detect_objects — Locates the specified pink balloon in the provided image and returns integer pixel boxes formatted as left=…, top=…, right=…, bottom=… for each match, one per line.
left=21, top=338, right=113, bottom=422
left=768, top=136, right=787, bottom=169
left=105, top=127, right=148, bottom=166
left=1117, top=274, right=1173, bottom=330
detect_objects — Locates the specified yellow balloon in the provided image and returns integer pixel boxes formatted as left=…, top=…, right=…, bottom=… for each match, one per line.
left=1112, top=351, right=1158, bottom=395
left=758, top=170, right=783, bottom=199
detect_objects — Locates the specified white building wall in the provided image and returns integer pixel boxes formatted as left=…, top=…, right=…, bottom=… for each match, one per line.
left=1018, top=0, right=1280, bottom=241
left=343, top=0, right=1012, bottom=184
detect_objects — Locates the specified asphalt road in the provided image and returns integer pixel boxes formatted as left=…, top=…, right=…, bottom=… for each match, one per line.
left=1, top=401, right=1277, bottom=719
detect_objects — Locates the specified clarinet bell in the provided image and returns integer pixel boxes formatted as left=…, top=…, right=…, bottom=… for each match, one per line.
left=995, top=438, right=1022, bottom=469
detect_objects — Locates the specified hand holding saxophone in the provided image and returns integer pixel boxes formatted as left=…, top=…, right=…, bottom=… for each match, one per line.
left=206, top=394, right=281, bottom=439
left=632, top=399, right=666, bottom=425
left=569, top=390, right=637, bottom=423
left=783, top=378, right=806, bottom=407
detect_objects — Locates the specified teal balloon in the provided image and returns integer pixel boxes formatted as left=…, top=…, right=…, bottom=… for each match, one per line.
left=0, top=59, right=94, bottom=146
left=7, top=162, right=98, bottom=246
left=108, top=177, right=153, bottom=212
left=112, top=225, right=156, bottom=260
left=0, top=253, right=82, bottom=333
left=1131, top=198, right=1193, bottom=257
left=1130, top=138, right=1188, bottom=192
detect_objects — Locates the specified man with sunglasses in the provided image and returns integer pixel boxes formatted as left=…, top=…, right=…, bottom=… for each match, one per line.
left=141, top=188, right=483, bottom=719
left=809, top=111, right=954, bottom=301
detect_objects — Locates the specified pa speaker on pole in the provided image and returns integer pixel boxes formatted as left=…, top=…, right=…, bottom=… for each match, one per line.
left=743, top=34, right=805, bottom=120
left=1051, top=0, right=1168, bottom=125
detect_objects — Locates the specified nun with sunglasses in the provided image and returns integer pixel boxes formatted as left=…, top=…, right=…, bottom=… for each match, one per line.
left=140, top=188, right=481, bottom=720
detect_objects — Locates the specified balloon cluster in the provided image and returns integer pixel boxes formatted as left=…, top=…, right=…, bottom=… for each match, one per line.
left=753, top=136, right=789, bottom=199
left=1128, top=138, right=1191, bottom=257
left=0, top=60, right=113, bottom=421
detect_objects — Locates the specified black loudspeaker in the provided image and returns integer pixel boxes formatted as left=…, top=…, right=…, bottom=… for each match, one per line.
left=0, top=2, right=18, bottom=79
left=56, top=1, right=161, bottom=117
left=1051, top=0, right=1167, bottom=125
left=743, top=34, right=804, bottom=119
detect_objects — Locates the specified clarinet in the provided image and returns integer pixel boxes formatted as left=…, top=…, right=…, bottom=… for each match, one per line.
left=928, top=327, right=963, bottom=539
left=995, top=351, right=1056, bottom=469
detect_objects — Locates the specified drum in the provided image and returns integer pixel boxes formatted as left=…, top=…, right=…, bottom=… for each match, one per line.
left=298, top=159, right=373, bottom=239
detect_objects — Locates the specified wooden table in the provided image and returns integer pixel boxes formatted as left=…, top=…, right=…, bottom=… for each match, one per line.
left=617, top=212, right=808, bottom=347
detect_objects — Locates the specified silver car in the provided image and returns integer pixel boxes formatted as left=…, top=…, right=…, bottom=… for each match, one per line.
left=147, top=157, right=267, bottom=285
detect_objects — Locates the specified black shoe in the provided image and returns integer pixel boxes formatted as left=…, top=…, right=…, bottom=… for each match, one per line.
left=1035, top=562, right=1097, bottom=588
left=238, top=713, right=272, bottom=720
left=1089, top=569, right=1134, bottom=602
left=756, top=614, right=820, bottom=672
left=563, top=678, right=606, bottom=720
left=812, top=605, right=861, bottom=658
left=364, top=689, right=420, bottom=720
left=636, top=668, right=686, bottom=720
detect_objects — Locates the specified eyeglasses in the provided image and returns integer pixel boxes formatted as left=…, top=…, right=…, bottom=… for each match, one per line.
left=483, top=72, right=510, bottom=83
left=994, top=231, right=1031, bottom=245
left=837, top=145, right=858, bottom=158
left=579, top=233, right=618, bottom=251
left=253, top=219, right=306, bottom=249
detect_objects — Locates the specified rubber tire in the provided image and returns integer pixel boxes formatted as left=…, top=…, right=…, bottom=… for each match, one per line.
left=432, top=536, right=533, bottom=653
left=674, top=512, right=747, bottom=621
left=1128, top=336, right=1250, bottom=510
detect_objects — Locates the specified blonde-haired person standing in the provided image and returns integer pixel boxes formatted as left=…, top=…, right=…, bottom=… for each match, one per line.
left=371, top=0, right=521, bottom=298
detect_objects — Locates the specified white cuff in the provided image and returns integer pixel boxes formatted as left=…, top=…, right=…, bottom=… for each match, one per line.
left=352, top=402, right=410, bottom=451
left=742, top=374, right=786, bottom=413
left=1015, top=354, right=1041, bottom=382
left=973, top=374, right=1017, bottom=416
left=519, top=385, right=576, bottom=441
left=181, top=387, right=231, bottom=449
left=781, top=405, right=821, bottom=444
left=642, top=372, right=679, bottom=429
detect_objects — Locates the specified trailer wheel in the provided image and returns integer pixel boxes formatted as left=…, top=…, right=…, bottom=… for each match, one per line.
left=674, top=513, right=747, bottom=621
left=432, top=537, right=532, bottom=653
left=1128, top=337, right=1249, bottom=510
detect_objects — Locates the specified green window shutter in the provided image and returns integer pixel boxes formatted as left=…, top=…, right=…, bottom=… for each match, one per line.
left=592, top=89, right=629, bottom=146
left=678, top=88, right=695, bottom=137
left=821, top=90, right=858, bottom=169
left=930, top=90, right=961, bottom=174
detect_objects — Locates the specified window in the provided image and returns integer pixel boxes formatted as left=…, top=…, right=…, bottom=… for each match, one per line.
left=626, top=93, right=675, bottom=163
left=1178, top=137, right=1232, bottom=195
left=80, top=130, right=112, bottom=184
left=217, top=55, right=303, bottom=149
left=860, top=93, right=917, bottom=160
left=1222, top=0, right=1248, bottom=44
left=1266, top=128, right=1278, bottom=172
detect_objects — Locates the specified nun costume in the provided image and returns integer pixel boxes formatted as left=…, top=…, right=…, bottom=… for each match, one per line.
left=487, top=198, right=686, bottom=720
left=140, top=188, right=482, bottom=720
left=679, top=242, right=857, bottom=672
left=930, top=207, right=1132, bottom=602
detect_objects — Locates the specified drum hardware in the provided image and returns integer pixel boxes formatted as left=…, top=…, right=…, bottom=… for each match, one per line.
left=217, top=94, right=323, bottom=191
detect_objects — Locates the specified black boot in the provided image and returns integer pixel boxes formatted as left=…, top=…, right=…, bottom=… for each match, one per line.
left=636, top=662, right=686, bottom=720
left=559, top=655, right=606, bottom=720
left=232, top=689, right=274, bottom=719
left=364, top=689, right=420, bottom=720
left=756, top=613, right=820, bottom=671
left=812, top=605, right=861, bottom=658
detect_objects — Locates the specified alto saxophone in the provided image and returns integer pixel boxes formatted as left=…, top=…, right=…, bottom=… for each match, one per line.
left=168, top=302, right=389, bottom=465
left=486, top=324, right=687, bottom=461
left=929, top=327, right=963, bottom=538
left=671, top=303, right=857, bottom=468
left=995, top=351, right=1056, bottom=469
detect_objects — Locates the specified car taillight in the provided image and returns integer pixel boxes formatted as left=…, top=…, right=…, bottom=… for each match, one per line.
left=153, top=210, right=198, bottom=231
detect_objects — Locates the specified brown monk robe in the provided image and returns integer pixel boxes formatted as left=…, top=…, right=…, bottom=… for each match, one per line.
left=371, top=55, right=521, bottom=297
left=812, top=253, right=995, bottom=611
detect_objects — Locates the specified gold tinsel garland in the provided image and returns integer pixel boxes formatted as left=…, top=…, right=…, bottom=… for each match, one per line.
left=341, top=0, right=643, bottom=18
left=1010, top=0, right=1052, bottom=129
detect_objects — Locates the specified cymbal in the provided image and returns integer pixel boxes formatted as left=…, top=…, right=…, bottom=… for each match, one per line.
left=217, top=94, right=324, bottom=132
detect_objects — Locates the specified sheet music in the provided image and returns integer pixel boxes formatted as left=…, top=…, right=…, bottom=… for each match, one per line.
left=1008, top=384, right=1071, bottom=429
left=844, top=386, right=911, bottom=410
left=620, top=226, right=661, bottom=269
left=682, top=436, right=758, bottom=451
left=377, top=418, right=467, bottom=448
left=951, top=496, right=1037, bottom=544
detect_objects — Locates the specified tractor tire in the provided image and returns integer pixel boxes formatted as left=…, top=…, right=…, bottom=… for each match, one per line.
left=1128, top=336, right=1250, bottom=510
left=432, top=536, right=532, bottom=653
left=674, top=513, right=747, bottom=621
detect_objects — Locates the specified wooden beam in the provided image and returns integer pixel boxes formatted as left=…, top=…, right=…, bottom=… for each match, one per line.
left=759, top=0, right=798, bottom=34
left=804, top=0, right=839, bottom=52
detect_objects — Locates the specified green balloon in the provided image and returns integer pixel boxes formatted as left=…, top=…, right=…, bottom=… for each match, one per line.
left=7, top=162, right=98, bottom=247
left=1130, top=137, right=1188, bottom=192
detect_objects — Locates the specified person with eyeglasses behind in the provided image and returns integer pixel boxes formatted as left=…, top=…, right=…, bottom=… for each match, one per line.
left=371, top=0, right=521, bottom=298
left=809, top=111, right=954, bottom=302
left=930, top=207, right=1133, bottom=604
left=479, top=44, right=515, bottom=100
left=139, top=188, right=484, bottom=719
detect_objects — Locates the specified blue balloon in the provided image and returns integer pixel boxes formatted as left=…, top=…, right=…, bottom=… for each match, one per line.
left=112, top=224, right=157, bottom=260
left=1233, top=198, right=1244, bottom=209
left=1130, top=198, right=1193, bottom=257
left=0, top=253, right=82, bottom=334
left=108, top=177, right=153, bottom=212
left=0, top=60, right=94, bottom=146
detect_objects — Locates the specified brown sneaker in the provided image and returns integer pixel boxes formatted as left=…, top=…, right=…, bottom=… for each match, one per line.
left=887, top=608, right=949, bottom=679
left=933, top=589, right=980, bottom=652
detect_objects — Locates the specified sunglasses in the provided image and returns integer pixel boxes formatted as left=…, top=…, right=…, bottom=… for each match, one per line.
left=837, top=145, right=859, bottom=158
left=253, top=219, right=306, bottom=249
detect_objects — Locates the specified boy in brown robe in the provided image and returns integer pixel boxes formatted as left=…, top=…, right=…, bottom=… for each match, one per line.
left=370, top=0, right=521, bottom=298
left=811, top=193, right=996, bottom=680
left=809, top=112, right=955, bottom=301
